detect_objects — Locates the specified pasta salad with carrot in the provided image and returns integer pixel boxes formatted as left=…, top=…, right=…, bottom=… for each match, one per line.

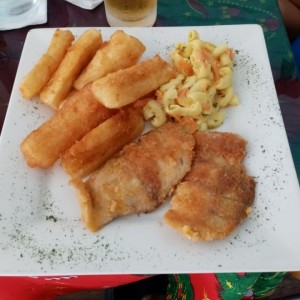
left=143, top=30, right=239, bottom=133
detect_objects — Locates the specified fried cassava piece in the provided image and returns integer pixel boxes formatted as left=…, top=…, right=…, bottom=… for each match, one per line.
left=91, top=55, right=177, bottom=109
left=61, top=108, right=145, bottom=178
left=20, top=29, right=75, bottom=99
left=73, top=30, right=146, bottom=90
left=20, top=84, right=115, bottom=168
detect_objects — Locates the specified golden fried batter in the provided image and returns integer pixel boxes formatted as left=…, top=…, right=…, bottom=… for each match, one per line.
left=72, top=122, right=195, bottom=232
left=164, top=131, right=255, bottom=241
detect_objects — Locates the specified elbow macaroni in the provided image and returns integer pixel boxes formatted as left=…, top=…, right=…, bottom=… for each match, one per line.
left=143, top=100, right=167, bottom=127
left=143, top=30, right=239, bottom=132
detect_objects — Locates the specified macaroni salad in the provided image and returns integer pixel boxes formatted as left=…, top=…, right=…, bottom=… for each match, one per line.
left=143, top=30, right=239, bottom=132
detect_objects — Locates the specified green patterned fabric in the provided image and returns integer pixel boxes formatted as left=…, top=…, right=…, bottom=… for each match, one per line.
left=166, top=272, right=286, bottom=299
left=217, top=273, right=260, bottom=299
left=157, top=0, right=298, bottom=80
left=252, top=272, right=286, bottom=299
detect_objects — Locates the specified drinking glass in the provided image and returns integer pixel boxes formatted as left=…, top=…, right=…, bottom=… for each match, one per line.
left=104, top=0, right=157, bottom=27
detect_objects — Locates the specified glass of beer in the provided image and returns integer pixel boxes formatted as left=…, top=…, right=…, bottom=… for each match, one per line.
left=104, top=0, right=157, bottom=27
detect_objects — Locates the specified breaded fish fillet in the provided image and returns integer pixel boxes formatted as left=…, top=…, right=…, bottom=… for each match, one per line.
left=72, top=122, right=195, bottom=232
left=164, top=131, right=256, bottom=241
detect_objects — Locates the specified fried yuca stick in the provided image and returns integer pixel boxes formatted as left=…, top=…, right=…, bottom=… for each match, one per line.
left=91, top=55, right=178, bottom=109
left=20, top=84, right=116, bottom=168
left=19, top=29, right=75, bottom=99
left=73, top=30, right=146, bottom=90
left=39, top=29, right=103, bottom=109
left=61, top=108, right=145, bottom=178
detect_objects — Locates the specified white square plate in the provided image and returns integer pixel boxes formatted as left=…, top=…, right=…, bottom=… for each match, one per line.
left=1, top=25, right=300, bottom=276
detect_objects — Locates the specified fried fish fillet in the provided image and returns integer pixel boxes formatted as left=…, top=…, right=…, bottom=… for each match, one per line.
left=164, top=131, right=256, bottom=241
left=71, top=122, right=195, bottom=232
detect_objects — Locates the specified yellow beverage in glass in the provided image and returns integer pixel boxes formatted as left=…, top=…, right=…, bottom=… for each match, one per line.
left=104, top=0, right=157, bottom=27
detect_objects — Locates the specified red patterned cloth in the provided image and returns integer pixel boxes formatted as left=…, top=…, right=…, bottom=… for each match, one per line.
left=0, top=275, right=149, bottom=299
